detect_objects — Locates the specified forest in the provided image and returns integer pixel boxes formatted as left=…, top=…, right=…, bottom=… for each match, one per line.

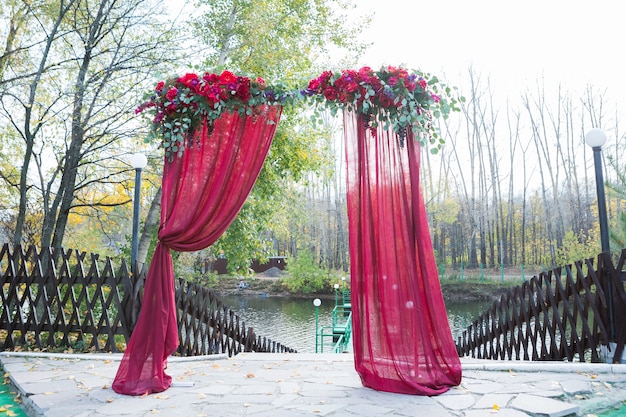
left=0, top=0, right=623, bottom=280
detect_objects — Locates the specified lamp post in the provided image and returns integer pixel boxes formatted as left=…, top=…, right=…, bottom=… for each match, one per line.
left=334, top=283, right=339, bottom=308
left=313, top=298, right=321, bottom=353
left=128, top=153, right=148, bottom=278
left=585, top=128, right=610, bottom=254
left=585, top=128, right=614, bottom=345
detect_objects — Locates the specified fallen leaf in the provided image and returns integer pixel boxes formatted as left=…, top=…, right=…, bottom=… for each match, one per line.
left=106, top=398, right=114, bottom=403
left=245, top=373, right=255, bottom=378
left=493, top=404, right=500, bottom=410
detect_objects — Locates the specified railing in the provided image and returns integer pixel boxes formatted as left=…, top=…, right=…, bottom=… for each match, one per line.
left=175, top=279, right=296, bottom=355
left=0, top=244, right=296, bottom=355
left=455, top=250, right=626, bottom=363
left=317, top=304, right=352, bottom=353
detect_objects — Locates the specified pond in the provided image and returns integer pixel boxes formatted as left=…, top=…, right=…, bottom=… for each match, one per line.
left=218, top=294, right=491, bottom=353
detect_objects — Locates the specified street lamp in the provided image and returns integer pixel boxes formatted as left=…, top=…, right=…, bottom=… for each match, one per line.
left=313, top=298, right=321, bottom=353
left=585, top=128, right=610, bottom=254
left=128, top=153, right=148, bottom=278
left=334, top=283, right=339, bottom=308
left=585, top=129, right=614, bottom=347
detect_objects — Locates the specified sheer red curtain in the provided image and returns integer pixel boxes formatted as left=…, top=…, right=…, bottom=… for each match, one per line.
left=113, top=105, right=282, bottom=395
left=344, top=111, right=462, bottom=395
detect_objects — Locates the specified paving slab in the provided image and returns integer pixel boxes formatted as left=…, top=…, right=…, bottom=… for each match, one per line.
left=0, top=352, right=625, bottom=417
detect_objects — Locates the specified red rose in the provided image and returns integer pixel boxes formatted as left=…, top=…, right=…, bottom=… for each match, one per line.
left=319, top=71, right=333, bottom=84
left=358, top=66, right=373, bottom=77
left=405, top=80, right=417, bottom=92
left=418, top=78, right=427, bottom=89
left=165, top=87, right=178, bottom=101
left=236, top=78, right=251, bottom=100
left=165, top=103, right=177, bottom=114
left=203, top=72, right=219, bottom=84
left=155, top=81, right=165, bottom=92
left=388, top=77, right=398, bottom=86
left=323, top=87, right=338, bottom=101
left=431, top=94, right=441, bottom=103
left=178, top=73, right=199, bottom=88
left=308, top=78, right=321, bottom=92
left=345, top=81, right=359, bottom=93
left=219, top=70, right=237, bottom=85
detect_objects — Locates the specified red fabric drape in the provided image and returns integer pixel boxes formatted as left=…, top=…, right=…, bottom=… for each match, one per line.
left=344, top=111, right=462, bottom=395
left=113, top=105, right=282, bottom=395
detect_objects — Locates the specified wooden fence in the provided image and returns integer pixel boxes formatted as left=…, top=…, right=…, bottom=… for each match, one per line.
left=455, top=250, right=626, bottom=363
left=0, top=244, right=296, bottom=355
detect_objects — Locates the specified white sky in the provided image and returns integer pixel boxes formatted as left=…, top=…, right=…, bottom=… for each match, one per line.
left=166, top=0, right=625, bottom=101
left=355, top=0, right=625, bottom=102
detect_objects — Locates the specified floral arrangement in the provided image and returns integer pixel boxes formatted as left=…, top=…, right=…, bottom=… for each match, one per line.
left=135, top=66, right=461, bottom=159
left=304, top=66, right=461, bottom=150
left=135, top=70, right=296, bottom=160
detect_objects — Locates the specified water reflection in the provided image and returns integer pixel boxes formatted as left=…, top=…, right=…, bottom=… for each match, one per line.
left=220, top=294, right=491, bottom=353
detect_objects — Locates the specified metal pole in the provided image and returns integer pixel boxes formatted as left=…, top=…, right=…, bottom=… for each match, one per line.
left=315, top=305, right=319, bottom=353
left=131, top=167, right=143, bottom=277
left=591, top=145, right=614, bottom=342
left=313, top=298, right=321, bottom=353
left=592, top=146, right=610, bottom=254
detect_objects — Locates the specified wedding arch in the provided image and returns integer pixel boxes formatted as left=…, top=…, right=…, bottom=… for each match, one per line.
left=112, top=66, right=463, bottom=396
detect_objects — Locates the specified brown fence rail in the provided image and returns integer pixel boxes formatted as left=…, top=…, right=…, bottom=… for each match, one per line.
left=0, top=244, right=296, bottom=355
left=455, top=250, right=626, bottom=363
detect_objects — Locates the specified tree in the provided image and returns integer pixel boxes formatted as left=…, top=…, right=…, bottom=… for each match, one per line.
left=1, top=0, right=184, bottom=252
left=135, top=0, right=369, bottom=273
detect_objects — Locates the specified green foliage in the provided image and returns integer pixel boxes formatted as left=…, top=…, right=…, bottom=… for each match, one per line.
left=169, top=0, right=369, bottom=269
left=555, top=230, right=597, bottom=266
left=192, top=0, right=369, bottom=83
left=211, top=200, right=273, bottom=275
left=283, top=250, right=332, bottom=294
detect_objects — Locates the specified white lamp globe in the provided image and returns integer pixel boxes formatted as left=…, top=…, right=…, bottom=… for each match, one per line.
left=313, top=298, right=321, bottom=307
left=128, top=153, right=148, bottom=169
left=585, top=129, right=608, bottom=148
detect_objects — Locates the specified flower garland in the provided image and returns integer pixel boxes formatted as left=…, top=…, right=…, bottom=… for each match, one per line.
left=135, top=70, right=297, bottom=160
left=303, top=66, right=460, bottom=149
left=135, top=67, right=460, bottom=159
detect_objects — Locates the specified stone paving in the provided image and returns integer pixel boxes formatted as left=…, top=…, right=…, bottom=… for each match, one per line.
left=1, top=352, right=625, bottom=417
